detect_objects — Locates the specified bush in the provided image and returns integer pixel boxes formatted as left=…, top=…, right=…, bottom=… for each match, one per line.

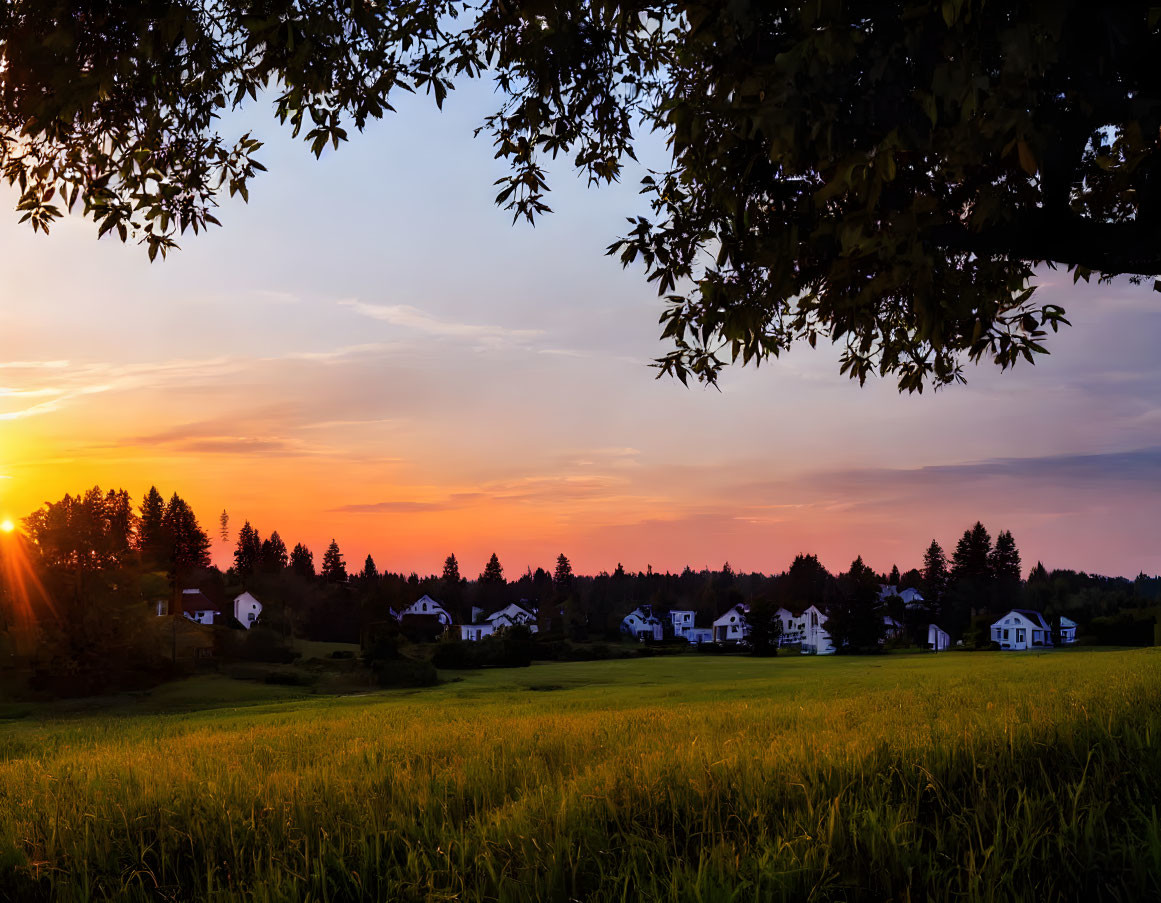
left=221, top=627, right=300, bottom=664
left=263, top=670, right=313, bottom=687
left=432, top=639, right=479, bottom=670
left=371, top=658, right=438, bottom=688
left=434, top=627, right=534, bottom=670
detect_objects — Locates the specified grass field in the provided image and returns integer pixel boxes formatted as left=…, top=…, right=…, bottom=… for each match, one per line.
left=1, top=650, right=1159, bottom=901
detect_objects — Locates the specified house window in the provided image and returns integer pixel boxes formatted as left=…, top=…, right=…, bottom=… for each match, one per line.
left=1003, top=629, right=1009, bottom=639
left=1016, top=628, right=1025, bottom=643
left=247, top=613, right=256, bottom=622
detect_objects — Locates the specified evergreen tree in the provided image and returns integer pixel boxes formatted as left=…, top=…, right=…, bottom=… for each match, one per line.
left=321, top=539, right=347, bottom=583
left=826, top=556, right=886, bottom=653
left=218, top=509, right=229, bottom=543
left=161, top=493, right=210, bottom=596
left=234, top=521, right=261, bottom=579
left=441, top=553, right=466, bottom=619
left=480, top=553, right=504, bottom=585
left=921, top=540, right=949, bottom=611
left=290, top=543, right=315, bottom=579
left=888, top=564, right=901, bottom=587
left=990, top=530, right=1023, bottom=610
left=442, top=554, right=461, bottom=584
left=951, top=522, right=994, bottom=581
left=361, top=554, right=379, bottom=581
left=138, top=486, right=167, bottom=571
left=554, top=553, right=574, bottom=587
left=744, top=596, right=783, bottom=656
left=260, top=530, right=288, bottom=572
left=784, top=553, right=832, bottom=608
left=946, top=522, right=995, bottom=640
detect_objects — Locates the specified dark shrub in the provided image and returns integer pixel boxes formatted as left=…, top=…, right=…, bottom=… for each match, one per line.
left=233, top=627, right=300, bottom=663
left=372, top=658, right=438, bottom=688
left=263, top=670, right=312, bottom=686
left=432, top=639, right=480, bottom=670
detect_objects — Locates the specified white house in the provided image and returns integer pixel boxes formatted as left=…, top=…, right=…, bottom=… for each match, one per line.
left=663, top=609, right=689, bottom=640
left=879, top=585, right=926, bottom=608
left=799, top=604, right=835, bottom=654
left=927, top=624, right=950, bottom=651
left=233, top=591, right=263, bottom=629
left=488, top=602, right=538, bottom=629
left=1058, top=616, right=1078, bottom=645
left=399, top=594, right=453, bottom=625
left=712, top=603, right=750, bottom=643
left=622, top=607, right=664, bottom=641
left=460, top=622, right=495, bottom=641
left=181, top=589, right=220, bottom=626
left=687, top=627, right=714, bottom=644
left=883, top=615, right=904, bottom=639
left=990, top=609, right=1053, bottom=650
left=460, top=603, right=539, bottom=641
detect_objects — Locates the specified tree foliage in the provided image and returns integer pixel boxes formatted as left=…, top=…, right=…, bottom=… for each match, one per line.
left=921, top=539, right=949, bottom=611
left=480, top=553, right=504, bottom=585
left=260, top=530, right=288, bottom=572
left=23, top=487, right=136, bottom=594
left=234, top=521, right=261, bottom=579
left=320, top=539, right=347, bottom=583
left=8, top=3, right=1159, bottom=388
left=161, top=492, right=211, bottom=588
left=289, top=542, right=314, bottom=579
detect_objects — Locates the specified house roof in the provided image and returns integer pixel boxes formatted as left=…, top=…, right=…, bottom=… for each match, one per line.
left=993, top=609, right=1050, bottom=630
left=1012, top=609, right=1051, bottom=629
left=181, top=590, right=220, bottom=614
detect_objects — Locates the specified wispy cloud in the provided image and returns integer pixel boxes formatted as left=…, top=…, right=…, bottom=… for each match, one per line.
left=339, top=300, right=543, bottom=347
left=332, top=493, right=484, bottom=514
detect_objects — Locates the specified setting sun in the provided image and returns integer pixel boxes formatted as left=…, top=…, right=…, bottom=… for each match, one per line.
left=0, top=520, right=14, bottom=533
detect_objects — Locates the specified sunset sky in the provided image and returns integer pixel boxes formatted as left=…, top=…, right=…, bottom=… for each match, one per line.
left=2, top=81, right=1160, bottom=580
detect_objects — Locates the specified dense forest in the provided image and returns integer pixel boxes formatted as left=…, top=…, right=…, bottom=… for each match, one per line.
left=2, top=485, right=1158, bottom=694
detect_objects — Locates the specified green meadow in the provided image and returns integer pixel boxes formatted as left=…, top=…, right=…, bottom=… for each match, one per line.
left=1, top=650, right=1159, bottom=901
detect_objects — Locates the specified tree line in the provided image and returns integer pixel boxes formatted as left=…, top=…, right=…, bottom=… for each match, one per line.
left=3, top=486, right=1159, bottom=694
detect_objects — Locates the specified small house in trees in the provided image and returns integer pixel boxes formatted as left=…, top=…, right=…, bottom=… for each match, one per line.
left=799, top=605, right=835, bottom=655
left=668, top=609, right=698, bottom=641
left=990, top=610, right=1053, bottom=650
left=181, top=589, right=220, bottom=626
left=460, top=603, right=539, bottom=640
left=1058, top=616, right=1078, bottom=645
left=712, top=603, right=750, bottom=643
left=880, top=585, right=927, bottom=610
left=488, top=602, right=537, bottom=629
left=460, top=621, right=495, bottom=641
left=669, top=610, right=712, bottom=644
left=233, top=591, right=262, bottom=629
left=776, top=607, right=805, bottom=646
left=927, top=624, right=950, bottom=651
left=622, top=607, right=664, bottom=641
left=399, top=594, right=453, bottom=626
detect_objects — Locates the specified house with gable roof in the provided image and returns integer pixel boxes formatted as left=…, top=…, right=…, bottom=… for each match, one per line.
left=460, top=603, right=539, bottom=641
left=712, top=603, right=750, bottom=644
left=622, top=606, right=664, bottom=641
left=399, top=594, right=453, bottom=626
left=990, top=609, right=1053, bottom=650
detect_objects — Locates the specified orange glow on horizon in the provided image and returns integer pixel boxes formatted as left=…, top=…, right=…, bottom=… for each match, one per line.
left=0, top=529, right=54, bottom=653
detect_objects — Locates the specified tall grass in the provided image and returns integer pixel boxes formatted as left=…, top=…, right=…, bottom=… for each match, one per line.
left=0, top=651, right=1158, bottom=901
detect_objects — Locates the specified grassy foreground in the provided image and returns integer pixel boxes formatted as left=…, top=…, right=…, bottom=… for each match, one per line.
left=1, top=651, right=1159, bottom=901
